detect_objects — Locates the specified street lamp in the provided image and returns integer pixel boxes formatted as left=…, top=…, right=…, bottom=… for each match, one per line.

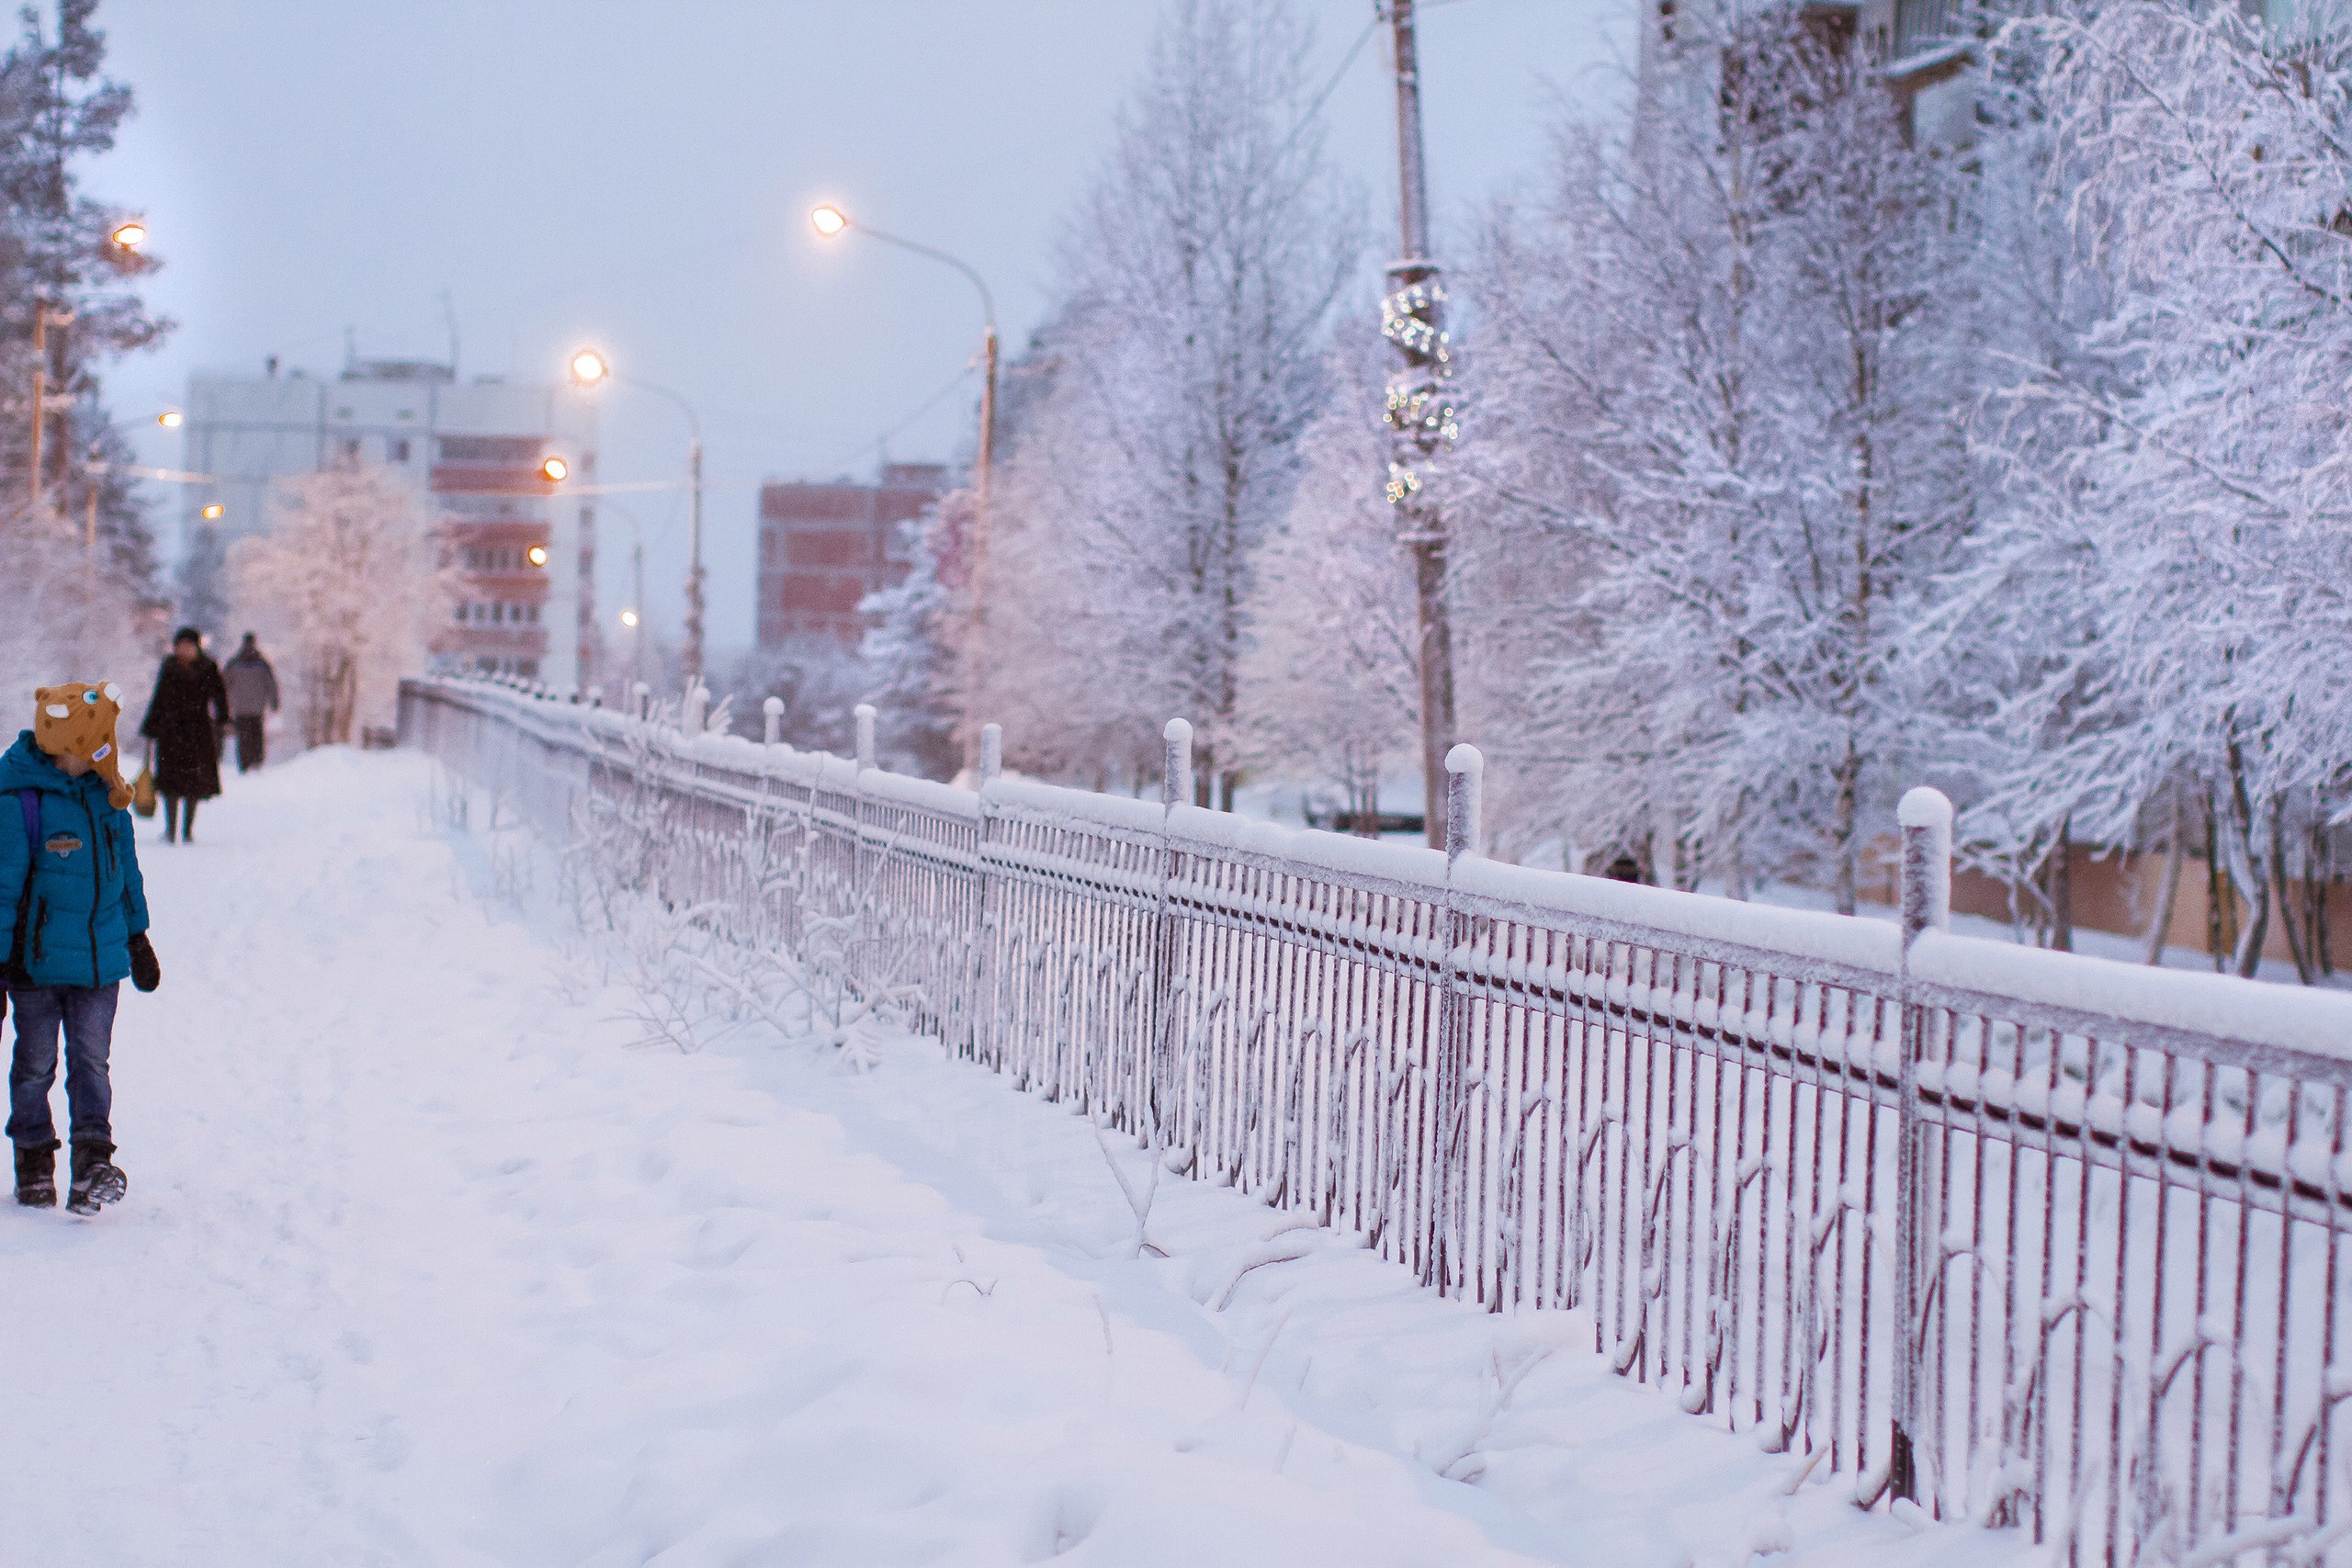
left=538, top=455, right=570, bottom=483
left=808, top=203, right=998, bottom=504
left=109, top=220, right=148, bottom=252
left=566, top=346, right=706, bottom=688
left=810, top=201, right=1001, bottom=761
left=200, top=502, right=223, bottom=521
left=618, top=608, right=639, bottom=628
left=527, top=544, right=550, bottom=568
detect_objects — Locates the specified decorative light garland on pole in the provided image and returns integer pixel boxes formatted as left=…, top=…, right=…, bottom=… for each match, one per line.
left=1380, top=270, right=1458, bottom=506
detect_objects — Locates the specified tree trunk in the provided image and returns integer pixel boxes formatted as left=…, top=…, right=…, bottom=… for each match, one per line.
left=2142, top=790, right=2184, bottom=966
left=2268, top=797, right=2315, bottom=985
left=2047, top=818, right=2074, bottom=953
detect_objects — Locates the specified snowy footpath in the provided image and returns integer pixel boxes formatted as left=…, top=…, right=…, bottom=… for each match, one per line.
left=0, top=750, right=2030, bottom=1567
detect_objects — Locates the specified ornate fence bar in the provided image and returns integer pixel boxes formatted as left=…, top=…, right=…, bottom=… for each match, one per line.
left=400, top=673, right=2352, bottom=1566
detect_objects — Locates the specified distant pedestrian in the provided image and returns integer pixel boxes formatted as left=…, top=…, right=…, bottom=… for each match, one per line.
left=4, top=680, right=154, bottom=1214
left=222, top=632, right=279, bottom=774
left=139, top=626, right=228, bottom=844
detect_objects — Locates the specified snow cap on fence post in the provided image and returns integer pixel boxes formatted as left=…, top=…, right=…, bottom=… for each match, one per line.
left=854, top=703, right=877, bottom=770
left=979, top=722, right=1002, bottom=784
left=630, top=682, right=651, bottom=721
left=1444, top=743, right=1484, bottom=865
left=1162, top=718, right=1193, bottom=808
left=762, top=695, right=784, bottom=746
left=1897, top=786, right=1953, bottom=942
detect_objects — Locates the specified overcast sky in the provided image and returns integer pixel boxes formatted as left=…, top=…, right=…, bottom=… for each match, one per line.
left=93, top=0, right=1633, bottom=652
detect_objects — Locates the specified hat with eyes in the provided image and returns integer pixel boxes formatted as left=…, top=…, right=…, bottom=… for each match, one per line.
left=32, top=682, right=133, bottom=809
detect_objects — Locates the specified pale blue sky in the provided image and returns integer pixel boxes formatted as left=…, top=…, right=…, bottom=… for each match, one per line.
left=92, top=0, right=1632, bottom=650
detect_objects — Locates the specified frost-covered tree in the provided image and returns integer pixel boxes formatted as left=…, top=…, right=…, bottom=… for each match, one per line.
left=969, top=0, right=1363, bottom=801
left=0, top=0, right=169, bottom=592
left=1470, top=6, right=1972, bottom=908
left=1237, top=329, right=1420, bottom=831
left=1962, top=1, right=2352, bottom=976
left=230, top=465, right=450, bottom=748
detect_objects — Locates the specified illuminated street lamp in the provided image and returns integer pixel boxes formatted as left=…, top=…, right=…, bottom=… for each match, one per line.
left=538, top=455, right=570, bottom=483
left=108, top=220, right=147, bottom=252
left=565, top=346, right=706, bottom=686
left=618, top=609, right=639, bottom=628
left=811, top=200, right=1001, bottom=758
left=808, top=203, right=997, bottom=501
left=526, top=544, right=549, bottom=568
left=201, top=502, right=223, bottom=521
left=158, top=410, right=182, bottom=429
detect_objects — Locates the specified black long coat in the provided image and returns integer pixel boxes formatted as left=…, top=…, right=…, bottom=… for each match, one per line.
left=140, top=653, right=229, bottom=800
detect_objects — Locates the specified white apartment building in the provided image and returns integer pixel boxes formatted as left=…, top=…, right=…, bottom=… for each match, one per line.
left=177, top=356, right=601, bottom=691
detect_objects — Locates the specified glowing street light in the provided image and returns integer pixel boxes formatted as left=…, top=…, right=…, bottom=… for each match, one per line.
left=808, top=197, right=1001, bottom=761
left=618, top=609, right=639, bottom=629
left=200, top=502, right=223, bottom=521
left=109, top=220, right=147, bottom=251
left=158, top=410, right=182, bottom=429
left=526, top=544, right=549, bottom=567
left=538, top=455, right=570, bottom=483
left=564, top=344, right=706, bottom=685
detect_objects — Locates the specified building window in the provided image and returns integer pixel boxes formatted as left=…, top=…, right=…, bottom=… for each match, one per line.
left=388, top=438, right=411, bottom=462
left=340, top=437, right=361, bottom=460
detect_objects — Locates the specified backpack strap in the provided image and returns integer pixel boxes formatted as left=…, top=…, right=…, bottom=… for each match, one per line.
left=6, top=789, right=40, bottom=987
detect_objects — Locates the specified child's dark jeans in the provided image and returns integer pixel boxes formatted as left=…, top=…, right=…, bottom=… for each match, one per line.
left=6, top=983, right=117, bottom=1146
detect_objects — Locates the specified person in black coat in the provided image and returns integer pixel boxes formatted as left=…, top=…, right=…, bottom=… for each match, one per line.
left=139, top=627, right=229, bottom=843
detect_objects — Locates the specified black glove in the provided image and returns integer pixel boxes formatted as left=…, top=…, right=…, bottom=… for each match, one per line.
left=127, top=931, right=159, bottom=994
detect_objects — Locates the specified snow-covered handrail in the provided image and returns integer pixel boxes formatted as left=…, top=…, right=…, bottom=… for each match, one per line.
left=399, top=673, right=2352, bottom=1564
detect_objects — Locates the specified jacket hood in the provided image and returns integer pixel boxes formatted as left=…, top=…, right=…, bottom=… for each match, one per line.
left=0, top=729, right=106, bottom=798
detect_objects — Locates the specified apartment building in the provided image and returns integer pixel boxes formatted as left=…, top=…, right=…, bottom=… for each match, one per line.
left=176, top=356, right=600, bottom=689
left=755, top=461, right=949, bottom=648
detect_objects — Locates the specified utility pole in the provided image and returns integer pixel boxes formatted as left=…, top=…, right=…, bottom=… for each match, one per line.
left=1381, top=0, right=1462, bottom=851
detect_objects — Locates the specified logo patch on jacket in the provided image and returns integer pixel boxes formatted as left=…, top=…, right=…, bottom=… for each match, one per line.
left=43, top=832, right=82, bottom=858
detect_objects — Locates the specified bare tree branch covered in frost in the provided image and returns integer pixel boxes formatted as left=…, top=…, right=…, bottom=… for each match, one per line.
left=230, top=463, right=453, bottom=748
left=970, top=0, right=1363, bottom=803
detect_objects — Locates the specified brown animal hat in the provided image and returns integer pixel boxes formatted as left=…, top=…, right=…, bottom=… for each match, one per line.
left=33, top=682, right=133, bottom=810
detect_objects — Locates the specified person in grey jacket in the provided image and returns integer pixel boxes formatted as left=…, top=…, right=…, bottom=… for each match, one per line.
left=222, top=632, right=279, bottom=774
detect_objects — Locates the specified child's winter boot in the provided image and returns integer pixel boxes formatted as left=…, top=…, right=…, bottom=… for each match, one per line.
left=66, top=1141, right=126, bottom=1215
left=14, top=1141, right=57, bottom=1208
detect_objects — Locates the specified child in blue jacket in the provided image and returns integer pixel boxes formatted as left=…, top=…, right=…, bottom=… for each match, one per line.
left=1, top=682, right=159, bottom=1213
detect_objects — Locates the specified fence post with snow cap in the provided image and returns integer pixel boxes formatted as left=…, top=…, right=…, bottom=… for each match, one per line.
left=1434, top=744, right=1484, bottom=1299
left=968, top=722, right=1006, bottom=1066
left=762, top=696, right=783, bottom=747
left=1147, top=718, right=1194, bottom=1149
left=1887, top=785, right=1953, bottom=1508
left=631, top=682, right=651, bottom=722
left=854, top=704, right=876, bottom=772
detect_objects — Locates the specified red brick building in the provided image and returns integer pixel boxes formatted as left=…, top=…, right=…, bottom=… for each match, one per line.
left=757, top=462, right=948, bottom=647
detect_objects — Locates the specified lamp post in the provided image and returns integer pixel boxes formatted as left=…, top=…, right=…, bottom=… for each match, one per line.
left=77, top=409, right=189, bottom=554
left=566, top=348, right=706, bottom=689
left=810, top=202, right=1001, bottom=762
left=809, top=204, right=998, bottom=506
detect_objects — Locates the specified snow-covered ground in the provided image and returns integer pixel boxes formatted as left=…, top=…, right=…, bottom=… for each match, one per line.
left=0, top=749, right=2031, bottom=1567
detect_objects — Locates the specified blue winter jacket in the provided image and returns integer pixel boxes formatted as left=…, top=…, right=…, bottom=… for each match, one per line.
left=0, top=731, right=149, bottom=989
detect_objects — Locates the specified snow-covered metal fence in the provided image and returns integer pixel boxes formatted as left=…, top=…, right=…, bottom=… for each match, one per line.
left=400, top=672, right=2352, bottom=1566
